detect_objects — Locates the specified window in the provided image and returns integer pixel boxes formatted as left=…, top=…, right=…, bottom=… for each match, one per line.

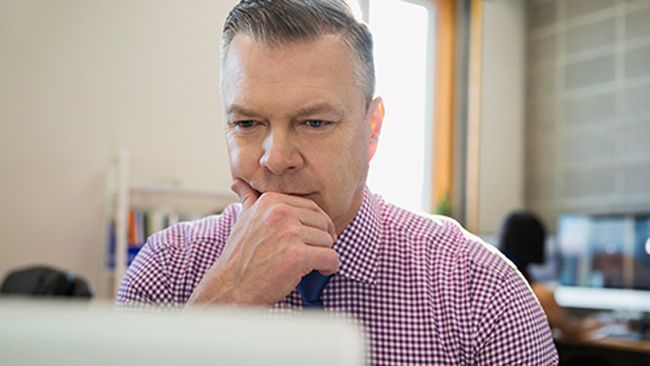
left=359, top=0, right=437, bottom=214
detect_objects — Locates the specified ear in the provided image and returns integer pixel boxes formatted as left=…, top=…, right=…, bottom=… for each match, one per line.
left=367, top=97, right=385, bottom=162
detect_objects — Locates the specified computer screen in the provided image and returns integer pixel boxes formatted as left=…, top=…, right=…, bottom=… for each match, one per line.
left=634, top=215, right=650, bottom=289
left=556, top=213, right=650, bottom=290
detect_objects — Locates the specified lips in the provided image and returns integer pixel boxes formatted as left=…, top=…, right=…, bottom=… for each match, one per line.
left=250, top=183, right=314, bottom=198
left=264, top=190, right=315, bottom=198
left=286, top=192, right=315, bottom=198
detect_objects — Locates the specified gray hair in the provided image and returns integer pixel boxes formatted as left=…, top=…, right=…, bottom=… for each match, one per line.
left=221, top=0, right=375, bottom=108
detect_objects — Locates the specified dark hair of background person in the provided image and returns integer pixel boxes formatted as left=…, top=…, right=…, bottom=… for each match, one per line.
left=498, top=210, right=547, bottom=283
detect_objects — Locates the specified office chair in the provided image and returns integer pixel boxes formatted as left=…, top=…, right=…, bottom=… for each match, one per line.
left=0, top=265, right=93, bottom=299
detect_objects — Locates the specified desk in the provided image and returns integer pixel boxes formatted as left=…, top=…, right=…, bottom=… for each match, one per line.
left=552, top=287, right=650, bottom=364
left=556, top=334, right=650, bottom=354
left=553, top=307, right=650, bottom=365
left=555, top=332, right=650, bottom=365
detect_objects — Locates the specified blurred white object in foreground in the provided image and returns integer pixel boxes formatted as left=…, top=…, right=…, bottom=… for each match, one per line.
left=0, top=300, right=365, bottom=366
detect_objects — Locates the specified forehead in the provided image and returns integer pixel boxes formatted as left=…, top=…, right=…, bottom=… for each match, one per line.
left=222, top=31, right=352, bottom=70
left=221, top=33, right=364, bottom=109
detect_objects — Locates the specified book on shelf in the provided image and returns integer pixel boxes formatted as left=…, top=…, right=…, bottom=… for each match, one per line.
left=107, top=208, right=205, bottom=269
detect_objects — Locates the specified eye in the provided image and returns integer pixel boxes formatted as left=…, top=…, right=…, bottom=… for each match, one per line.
left=305, top=120, right=327, bottom=128
left=235, top=120, right=257, bottom=128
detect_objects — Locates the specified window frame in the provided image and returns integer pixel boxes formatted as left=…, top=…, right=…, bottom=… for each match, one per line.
left=357, top=0, right=459, bottom=215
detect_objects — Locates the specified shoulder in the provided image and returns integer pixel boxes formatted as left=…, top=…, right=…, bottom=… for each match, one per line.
left=377, top=196, right=463, bottom=245
left=378, top=197, right=512, bottom=275
left=376, top=196, right=528, bottom=309
left=374, top=198, right=556, bottom=362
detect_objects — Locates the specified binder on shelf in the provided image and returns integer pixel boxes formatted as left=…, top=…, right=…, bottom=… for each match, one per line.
left=107, top=208, right=209, bottom=269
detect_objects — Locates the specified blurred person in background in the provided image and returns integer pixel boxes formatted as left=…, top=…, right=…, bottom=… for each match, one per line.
left=499, top=210, right=602, bottom=340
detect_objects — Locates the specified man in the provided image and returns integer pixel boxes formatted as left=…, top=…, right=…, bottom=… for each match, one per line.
left=117, top=0, right=558, bottom=364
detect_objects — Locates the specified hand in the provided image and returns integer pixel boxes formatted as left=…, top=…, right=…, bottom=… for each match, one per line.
left=187, top=179, right=340, bottom=307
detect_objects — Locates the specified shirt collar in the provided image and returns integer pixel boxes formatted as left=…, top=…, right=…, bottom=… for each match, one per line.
left=332, top=186, right=381, bottom=286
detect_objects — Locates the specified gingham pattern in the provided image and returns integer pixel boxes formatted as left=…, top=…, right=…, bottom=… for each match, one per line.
left=117, top=187, right=558, bottom=365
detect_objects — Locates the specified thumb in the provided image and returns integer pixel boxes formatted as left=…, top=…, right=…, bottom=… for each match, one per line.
left=230, top=179, right=260, bottom=211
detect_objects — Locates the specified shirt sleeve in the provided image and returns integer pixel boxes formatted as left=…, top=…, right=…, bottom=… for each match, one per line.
left=114, top=234, right=181, bottom=310
left=474, top=269, right=559, bottom=365
left=114, top=208, right=238, bottom=311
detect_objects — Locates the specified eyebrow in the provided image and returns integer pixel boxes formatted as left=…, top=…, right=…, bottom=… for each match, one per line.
left=226, top=104, right=261, bottom=118
left=226, top=102, right=345, bottom=120
left=293, top=103, right=345, bottom=120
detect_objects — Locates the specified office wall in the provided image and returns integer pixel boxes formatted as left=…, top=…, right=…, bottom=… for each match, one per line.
left=0, top=0, right=239, bottom=295
left=525, top=0, right=650, bottom=231
left=477, top=0, right=527, bottom=235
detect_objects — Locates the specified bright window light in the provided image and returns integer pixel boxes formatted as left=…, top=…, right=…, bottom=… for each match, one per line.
left=365, top=0, right=435, bottom=214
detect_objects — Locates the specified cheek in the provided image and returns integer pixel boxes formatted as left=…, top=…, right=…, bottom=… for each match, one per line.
left=226, top=136, right=254, bottom=177
left=330, top=131, right=370, bottom=186
left=346, top=125, right=371, bottom=168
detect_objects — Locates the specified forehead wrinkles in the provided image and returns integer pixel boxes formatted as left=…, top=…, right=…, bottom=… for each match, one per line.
left=221, top=33, right=363, bottom=96
left=222, top=35, right=364, bottom=113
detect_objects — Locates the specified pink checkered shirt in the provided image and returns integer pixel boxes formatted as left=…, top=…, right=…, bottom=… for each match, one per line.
left=117, top=187, right=558, bottom=365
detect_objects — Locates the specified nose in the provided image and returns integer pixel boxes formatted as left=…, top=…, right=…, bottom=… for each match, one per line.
left=259, top=127, right=304, bottom=174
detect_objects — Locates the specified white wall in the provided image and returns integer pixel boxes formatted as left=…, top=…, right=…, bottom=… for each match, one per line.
left=0, top=0, right=239, bottom=296
left=360, top=0, right=527, bottom=236
left=477, top=0, right=526, bottom=235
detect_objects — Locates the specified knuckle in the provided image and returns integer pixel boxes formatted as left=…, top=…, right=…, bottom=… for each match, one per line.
left=284, top=244, right=307, bottom=264
left=267, top=203, right=293, bottom=219
left=256, top=192, right=276, bottom=205
left=278, top=223, right=301, bottom=241
left=309, top=201, right=327, bottom=216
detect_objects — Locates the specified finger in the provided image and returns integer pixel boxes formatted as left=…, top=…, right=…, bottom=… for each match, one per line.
left=327, top=219, right=337, bottom=243
left=301, top=226, right=337, bottom=249
left=263, top=194, right=337, bottom=241
left=251, top=192, right=337, bottom=242
left=295, top=208, right=337, bottom=243
left=266, top=193, right=325, bottom=212
left=305, top=247, right=340, bottom=276
left=231, top=179, right=260, bottom=211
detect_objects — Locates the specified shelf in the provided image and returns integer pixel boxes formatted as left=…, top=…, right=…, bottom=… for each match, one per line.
left=129, top=182, right=238, bottom=215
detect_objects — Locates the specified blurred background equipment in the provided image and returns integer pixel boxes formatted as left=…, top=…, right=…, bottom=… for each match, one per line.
left=1, top=265, right=93, bottom=299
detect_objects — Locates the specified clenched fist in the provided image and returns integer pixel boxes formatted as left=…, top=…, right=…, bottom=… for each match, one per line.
left=187, top=179, right=340, bottom=307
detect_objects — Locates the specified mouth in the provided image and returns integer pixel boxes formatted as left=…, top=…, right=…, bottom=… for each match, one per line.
left=287, top=192, right=315, bottom=198
left=265, top=191, right=315, bottom=198
left=249, top=183, right=315, bottom=198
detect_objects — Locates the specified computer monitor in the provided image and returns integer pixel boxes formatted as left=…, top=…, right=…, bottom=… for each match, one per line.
left=555, top=213, right=650, bottom=311
left=0, top=300, right=365, bottom=366
left=556, top=213, right=650, bottom=290
left=633, top=215, right=650, bottom=289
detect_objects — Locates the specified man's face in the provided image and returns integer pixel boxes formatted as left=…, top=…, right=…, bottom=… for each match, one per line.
left=221, top=33, right=382, bottom=234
